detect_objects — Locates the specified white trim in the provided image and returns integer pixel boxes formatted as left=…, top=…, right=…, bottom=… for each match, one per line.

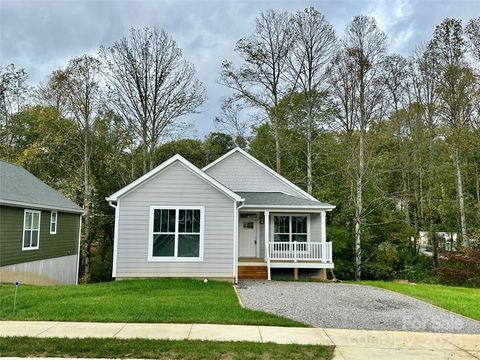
left=233, top=202, right=240, bottom=283
left=241, top=204, right=335, bottom=210
left=0, top=199, right=84, bottom=214
left=202, top=147, right=319, bottom=202
left=108, top=199, right=120, bottom=278
left=50, top=211, right=57, bottom=234
left=147, top=205, right=205, bottom=262
left=270, top=213, right=311, bottom=243
left=75, top=213, right=82, bottom=285
left=269, top=262, right=334, bottom=269
left=22, top=209, right=41, bottom=251
left=107, top=154, right=243, bottom=202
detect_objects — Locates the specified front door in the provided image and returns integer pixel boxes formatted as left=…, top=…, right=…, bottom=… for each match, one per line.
left=239, top=218, right=257, bottom=257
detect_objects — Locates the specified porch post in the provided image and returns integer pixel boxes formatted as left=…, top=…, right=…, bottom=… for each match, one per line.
left=320, top=211, right=327, bottom=280
left=320, top=211, right=327, bottom=243
left=264, top=211, right=271, bottom=280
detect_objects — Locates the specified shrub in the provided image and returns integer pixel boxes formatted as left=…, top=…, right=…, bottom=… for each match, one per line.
left=434, top=248, right=480, bottom=287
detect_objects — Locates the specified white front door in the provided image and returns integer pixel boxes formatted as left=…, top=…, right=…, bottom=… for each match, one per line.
left=239, top=218, right=257, bottom=257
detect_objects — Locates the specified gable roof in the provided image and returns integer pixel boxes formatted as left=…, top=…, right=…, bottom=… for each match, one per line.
left=237, top=192, right=335, bottom=209
left=203, top=147, right=318, bottom=202
left=0, top=161, right=83, bottom=213
left=106, top=154, right=243, bottom=202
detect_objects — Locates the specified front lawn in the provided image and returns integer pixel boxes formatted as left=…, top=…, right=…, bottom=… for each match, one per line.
left=0, top=337, right=334, bottom=360
left=0, top=279, right=303, bottom=326
left=359, top=281, right=480, bottom=321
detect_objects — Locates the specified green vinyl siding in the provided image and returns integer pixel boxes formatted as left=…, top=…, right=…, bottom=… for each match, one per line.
left=0, top=205, right=80, bottom=266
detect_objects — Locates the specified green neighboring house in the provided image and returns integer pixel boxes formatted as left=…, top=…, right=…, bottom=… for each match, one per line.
left=0, top=161, right=83, bottom=285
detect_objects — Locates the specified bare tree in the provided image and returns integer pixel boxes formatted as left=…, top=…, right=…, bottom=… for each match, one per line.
left=289, top=7, right=337, bottom=194
left=214, top=98, right=250, bottom=148
left=330, top=15, right=387, bottom=279
left=219, top=10, right=294, bottom=174
left=100, top=26, right=206, bottom=173
left=63, top=54, right=103, bottom=278
left=0, top=64, right=30, bottom=160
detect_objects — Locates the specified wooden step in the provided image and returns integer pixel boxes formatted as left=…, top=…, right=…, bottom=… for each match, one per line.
left=238, top=266, right=268, bottom=280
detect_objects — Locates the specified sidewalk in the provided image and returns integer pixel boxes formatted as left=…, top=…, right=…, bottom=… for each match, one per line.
left=1, top=321, right=479, bottom=359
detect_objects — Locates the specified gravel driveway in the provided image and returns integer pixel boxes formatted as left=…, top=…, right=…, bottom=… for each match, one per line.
left=237, top=281, right=480, bottom=334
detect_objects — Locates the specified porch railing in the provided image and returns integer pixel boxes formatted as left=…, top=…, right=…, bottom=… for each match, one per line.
left=268, top=241, right=332, bottom=262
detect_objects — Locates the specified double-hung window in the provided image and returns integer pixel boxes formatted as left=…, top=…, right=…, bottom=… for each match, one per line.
left=23, top=209, right=41, bottom=250
left=273, top=215, right=308, bottom=242
left=50, top=211, right=57, bottom=234
left=149, top=206, right=204, bottom=261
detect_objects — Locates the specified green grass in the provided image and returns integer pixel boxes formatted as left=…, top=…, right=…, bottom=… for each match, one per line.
left=358, top=281, right=480, bottom=321
left=0, top=337, right=334, bottom=359
left=0, top=279, right=303, bottom=326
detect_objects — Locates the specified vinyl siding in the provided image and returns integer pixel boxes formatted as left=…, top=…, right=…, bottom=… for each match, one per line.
left=0, top=205, right=80, bottom=267
left=116, top=161, right=235, bottom=278
left=205, top=151, right=308, bottom=198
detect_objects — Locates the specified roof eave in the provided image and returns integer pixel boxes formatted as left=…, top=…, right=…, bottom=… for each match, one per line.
left=0, top=199, right=85, bottom=214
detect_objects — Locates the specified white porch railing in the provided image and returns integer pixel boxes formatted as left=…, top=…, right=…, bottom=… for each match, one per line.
left=268, top=241, right=332, bottom=262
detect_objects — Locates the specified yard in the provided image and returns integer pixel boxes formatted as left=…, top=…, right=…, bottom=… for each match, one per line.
left=0, top=337, right=334, bottom=359
left=0, top=279, right=303, bottom=327
left=359, top=281, right=480, bottom=321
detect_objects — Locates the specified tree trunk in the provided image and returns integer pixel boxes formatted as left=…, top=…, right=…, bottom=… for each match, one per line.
left=453, top=147, right=468, bottom=246
left=274, top=125, right=281, bottom=175
left=354, top=130, right=364, bottom=280
left=476, top=163, right=480, bottom=205
left=306, top=115, right=313, bottom=194
left=83, top=128, right=92, bottom=277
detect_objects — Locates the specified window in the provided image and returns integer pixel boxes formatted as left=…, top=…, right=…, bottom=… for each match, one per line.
left=243, top=221, right=254, bottom=229
left=50, top=211, right=57, bottom=234
left=149, top=206, right=204, bottom=261
left=23, top=209, right=41, bottom=250
left=273, top=215, right=308, bottom=242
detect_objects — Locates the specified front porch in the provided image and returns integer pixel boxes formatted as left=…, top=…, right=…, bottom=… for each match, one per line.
left=235, top=195, right=334, bottom=281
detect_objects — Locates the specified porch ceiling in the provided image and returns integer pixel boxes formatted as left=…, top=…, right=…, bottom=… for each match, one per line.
left=236, top=192, right=334, bottom=209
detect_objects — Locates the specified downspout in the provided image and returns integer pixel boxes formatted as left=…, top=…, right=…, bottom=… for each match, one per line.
left=107, top=199, right=119, bottom=279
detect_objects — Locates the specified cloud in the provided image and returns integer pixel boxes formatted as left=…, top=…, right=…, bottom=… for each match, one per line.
left=1, top=0, right=478, bottom=137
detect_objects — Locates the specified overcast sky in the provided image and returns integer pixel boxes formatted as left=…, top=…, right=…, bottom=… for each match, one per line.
left=1, top=0, right=479, bottom=137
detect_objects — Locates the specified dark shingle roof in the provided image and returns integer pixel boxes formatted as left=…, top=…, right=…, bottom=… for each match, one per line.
left=236, top=192, right=334, bottom=208
left=0, top=161, right=83, bottom=213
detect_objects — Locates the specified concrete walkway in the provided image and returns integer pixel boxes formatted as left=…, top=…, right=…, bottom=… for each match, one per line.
left=0, top=321, right=479, bottom=359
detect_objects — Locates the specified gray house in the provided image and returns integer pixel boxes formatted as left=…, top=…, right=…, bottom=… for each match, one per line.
left=0, top=161, right=83, bottom=284
left=107, top=148, right=335, bottom=282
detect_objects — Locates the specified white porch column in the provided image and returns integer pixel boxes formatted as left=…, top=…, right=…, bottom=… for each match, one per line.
left=264, top=211, right=271, bottom=280
left=320, top=211, right=327, bottom=243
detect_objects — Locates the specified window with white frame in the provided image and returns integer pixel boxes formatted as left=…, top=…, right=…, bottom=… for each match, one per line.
left=23, top=209, right=40, bottom=250
left=273, top=215, right=308, bottom=242
left=150, top=207, right=203, bottom=260
left=50, top=211, right=57, bottom=234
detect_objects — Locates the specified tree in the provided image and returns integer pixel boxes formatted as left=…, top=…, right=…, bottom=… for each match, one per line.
left=0, top=64, right=30, bottom=160
left=62, top=54, right=103, bottom=278
left=329, top=15, right=388, bottom=279
left=203, top=132, right=236, bottom=162
left=100, top=26, right=206, bottom=173
left=214, top=98, right=250, bottom=149
left=35, top=70, right=70, bottom=117
left=219, top=10, right=294, bottom=174
left=430, top=18, right=477, bottom=246
left=289, top=7, right=337, bottom=193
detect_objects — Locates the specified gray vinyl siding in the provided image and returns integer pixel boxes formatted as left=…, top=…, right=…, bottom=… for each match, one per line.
left=116, top=162, right=235, bottom=279
left=205, top=152, right=308, bottom=199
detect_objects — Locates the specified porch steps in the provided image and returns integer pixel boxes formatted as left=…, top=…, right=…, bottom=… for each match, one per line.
left=238, top=266, right=268, bottom=280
